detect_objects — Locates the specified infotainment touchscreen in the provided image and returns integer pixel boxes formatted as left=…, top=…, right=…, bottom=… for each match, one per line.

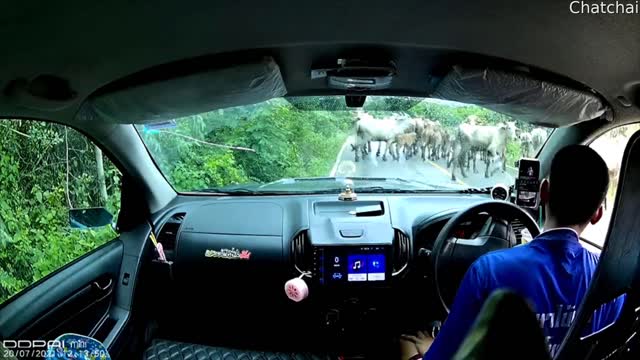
left=313, top=246, right=391, bottom=286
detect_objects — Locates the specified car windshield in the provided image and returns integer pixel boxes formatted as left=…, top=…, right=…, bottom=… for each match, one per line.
left=136, top=96, right=551, bottom=193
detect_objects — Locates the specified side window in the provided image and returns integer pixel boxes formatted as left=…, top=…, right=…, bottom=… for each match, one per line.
left=583, top=124, right=640, bottom=247
left=0, top=120, right=121, bottom=304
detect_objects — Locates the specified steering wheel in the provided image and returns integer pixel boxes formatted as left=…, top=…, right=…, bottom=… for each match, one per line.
left=430, top=201, right=541, bottom=313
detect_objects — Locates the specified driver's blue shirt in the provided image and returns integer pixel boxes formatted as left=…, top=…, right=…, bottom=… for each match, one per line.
left=424, top=228, right=624, bottom=360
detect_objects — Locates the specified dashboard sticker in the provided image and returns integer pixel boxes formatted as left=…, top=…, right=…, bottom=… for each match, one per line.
left=204, top=248, right=252, bottom=260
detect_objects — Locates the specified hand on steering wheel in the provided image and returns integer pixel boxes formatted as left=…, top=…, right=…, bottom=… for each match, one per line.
left=400, top=331, right=434, bottom=360
left=430, top=201, right=540, bottom=313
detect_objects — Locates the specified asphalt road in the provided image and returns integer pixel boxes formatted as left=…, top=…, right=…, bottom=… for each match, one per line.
left=330, top=137, right=515, bottom=189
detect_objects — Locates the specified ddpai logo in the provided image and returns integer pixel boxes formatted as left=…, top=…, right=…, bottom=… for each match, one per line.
left=204, top=248, right=252, bottom=260
left=2, top=340, right=65, bottom=348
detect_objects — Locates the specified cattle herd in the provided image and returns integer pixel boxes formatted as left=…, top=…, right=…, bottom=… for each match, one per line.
left=351, top=112, right=548, bottom=181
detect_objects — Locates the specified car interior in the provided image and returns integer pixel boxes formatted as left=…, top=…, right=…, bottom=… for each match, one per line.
left=1, top=1, right=640, bottom=360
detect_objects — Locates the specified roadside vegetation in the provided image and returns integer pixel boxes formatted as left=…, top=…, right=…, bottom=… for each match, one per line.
left=139, top=99, right=354, bottom=191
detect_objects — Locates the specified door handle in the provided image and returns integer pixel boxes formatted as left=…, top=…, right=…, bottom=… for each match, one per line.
left=92, top=278, right=113, bottom=292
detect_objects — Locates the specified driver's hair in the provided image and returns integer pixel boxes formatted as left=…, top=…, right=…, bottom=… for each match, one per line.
left=548, top=144, right=609, bottom=226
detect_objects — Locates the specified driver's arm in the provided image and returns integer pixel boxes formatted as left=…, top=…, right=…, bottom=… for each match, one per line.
left=424, top=259, right=489, bottom=360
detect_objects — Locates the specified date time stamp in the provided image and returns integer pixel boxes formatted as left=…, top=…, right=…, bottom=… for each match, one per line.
left=3, top=348, right=49, bottom=358
left=3, top=347, right=108, bottom=359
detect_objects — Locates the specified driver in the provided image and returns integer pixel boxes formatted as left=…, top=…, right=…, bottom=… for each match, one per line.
left=401, top=145, right=625, bottom=360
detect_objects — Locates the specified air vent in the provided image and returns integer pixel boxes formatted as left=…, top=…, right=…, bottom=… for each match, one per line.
left=512, top=219, right=526, bottom=244
left=157, top=213, right=186, bottom=252
left=393, top=229, right=410, bottom=277
left=291, top=230, right=311, bottom=274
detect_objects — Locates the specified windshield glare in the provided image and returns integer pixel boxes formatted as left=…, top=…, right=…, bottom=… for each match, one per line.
left=137, top=97, right=551, bottom=193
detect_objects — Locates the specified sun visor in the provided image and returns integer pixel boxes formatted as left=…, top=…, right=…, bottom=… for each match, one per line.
left=433, top=66, right=611, bottom=127
left=78, top=57, right=287, bottom=124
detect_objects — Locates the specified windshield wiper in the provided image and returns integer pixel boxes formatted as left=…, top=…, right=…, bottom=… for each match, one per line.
left=194, top=188, right=350, bottom=195
left=194, top=188, right=289, bottom=195
left=267, top=176, right=425, bottom=183
left=456, top=185, right=515, bottom=194
left=353, top=186, right=446, bottom=194
left=266, top=176, right=455, bottom=190
left=457, top=186, right=492, bottom=194
left=195, top=186, right=467, bottom=195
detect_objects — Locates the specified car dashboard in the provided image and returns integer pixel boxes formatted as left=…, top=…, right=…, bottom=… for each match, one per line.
left=153, top=193, right=508, bottom=283
left=142, top=192, right=528, bottom=352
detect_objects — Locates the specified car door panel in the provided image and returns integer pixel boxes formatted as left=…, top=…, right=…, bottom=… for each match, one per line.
left=0, top=239, right=123, bottom=343
left=18, top=275, right=114, bottom=340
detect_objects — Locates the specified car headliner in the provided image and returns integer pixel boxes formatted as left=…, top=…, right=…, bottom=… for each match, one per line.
left=1, top=0, right=639, bottom=129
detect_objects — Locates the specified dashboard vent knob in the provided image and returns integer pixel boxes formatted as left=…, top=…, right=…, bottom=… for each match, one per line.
left=393, top=229, right=411, bottom=277
left=157, top=212, right=186, bottom=254
left=291, top=230, right=311, bottom=275
left=511, top=219, right=529, bottom=244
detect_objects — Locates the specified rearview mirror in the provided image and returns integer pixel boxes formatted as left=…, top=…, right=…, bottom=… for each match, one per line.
left=69, top=208, right=114, bottom=229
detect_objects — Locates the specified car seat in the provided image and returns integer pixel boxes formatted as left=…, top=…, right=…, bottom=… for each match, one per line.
left=452, top=289, right=551, bottom=360
left=144, top=340, right=335, bottom=360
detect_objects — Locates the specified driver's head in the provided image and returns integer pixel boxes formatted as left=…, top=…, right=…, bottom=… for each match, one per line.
left=540, top=145, right=609, bottom=229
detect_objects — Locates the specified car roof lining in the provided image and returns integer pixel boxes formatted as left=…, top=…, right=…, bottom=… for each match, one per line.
left=72, top=47, right=612, bottom=127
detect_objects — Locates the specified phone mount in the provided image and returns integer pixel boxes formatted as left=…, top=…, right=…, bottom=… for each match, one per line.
left=515, top=158, right=540, bottom=208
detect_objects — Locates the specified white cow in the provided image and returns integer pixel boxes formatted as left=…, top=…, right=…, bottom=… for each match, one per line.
left=411, top=118, right=426, bottom=156
left=531, top=128, right=548, bottom=153
left=417, top=119, right=444, bottom=161
left=441, top=132, right=456, bottom=163
left=519, top=132, right=534, bottom=158
left=449, top=121, right=518, bottom=181
left=352, top=113, right=415, bottom=162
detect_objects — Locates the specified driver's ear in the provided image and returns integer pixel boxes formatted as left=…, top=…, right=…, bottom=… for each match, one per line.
left=540, top=179, right=550, bottom=205
left=590, top=205, right=604, bottom=225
